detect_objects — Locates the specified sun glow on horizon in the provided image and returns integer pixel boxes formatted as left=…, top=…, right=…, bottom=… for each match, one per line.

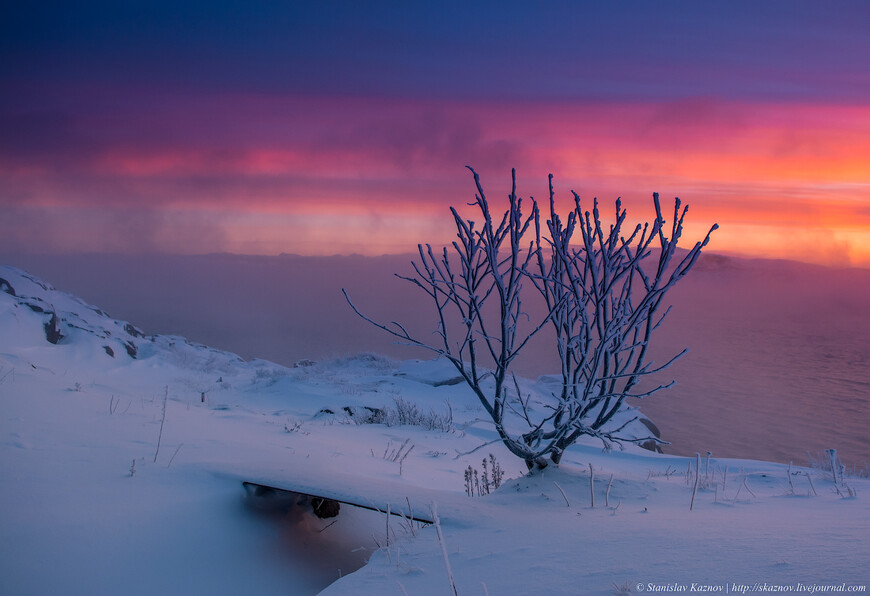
left=1, top=95, right=869, bottom=268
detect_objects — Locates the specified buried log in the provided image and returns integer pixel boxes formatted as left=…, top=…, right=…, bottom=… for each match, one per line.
left=242, top=481, right=434, bottom=524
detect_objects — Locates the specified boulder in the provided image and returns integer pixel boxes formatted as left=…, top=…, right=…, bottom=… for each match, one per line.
left=311, top=497, right=340, bottom=519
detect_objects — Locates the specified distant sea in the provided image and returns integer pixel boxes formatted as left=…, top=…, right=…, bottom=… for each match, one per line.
left=4, top=251, right=868, bottom=469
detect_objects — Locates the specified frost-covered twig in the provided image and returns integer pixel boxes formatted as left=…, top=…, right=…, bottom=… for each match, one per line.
left=385, top=504, right=391, bottom=549
left=383, top=438, right=414, bottom=464
left=431, top=503, right=458, bottom=596
left=690, top=453, right=700, bottom=511
left=805, top=472, right=817, bottom=496
left=167, top=443, right=184, bottom=468
left=743, top=477, right=756, bottom=498
left=453, top=437, right=503, bottom=459
left=553, top=481, right=570, bottom=507
left=733, top=476, right=755, bottom=504
left=589, top=463, right=595, bottom=508
left=606, top=474, right=614, bottom=507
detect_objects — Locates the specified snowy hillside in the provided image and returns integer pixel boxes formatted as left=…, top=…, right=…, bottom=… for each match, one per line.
left=1, top=265, right=867, bottom=595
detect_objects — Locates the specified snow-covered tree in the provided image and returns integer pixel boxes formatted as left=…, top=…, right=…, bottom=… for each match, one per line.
left=529, top=175, right=718, bottom=464
left=345, top=167, right=717, bottom=468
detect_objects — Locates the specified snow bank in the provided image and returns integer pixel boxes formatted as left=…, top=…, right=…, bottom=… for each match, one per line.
left=1, top=265, right=867, bottom=595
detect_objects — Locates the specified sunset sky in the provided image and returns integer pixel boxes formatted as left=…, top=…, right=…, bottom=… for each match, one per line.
left=2, top=1, right=869, bottom=266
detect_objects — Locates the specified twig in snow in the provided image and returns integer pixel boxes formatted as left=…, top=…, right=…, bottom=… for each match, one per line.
left=167, top=443, right=184, bottom=468
left=690, top=452, right=700, bottom=511
left=589, top=463, right=595, bottom=508
left=386, top=504, right=391, bottom=549
left=553, top=481, right=570, bottom=507
left=383, top=439, right=415, bottom=476
left=453, top=437, right=504, bottom=459
left=743, top=477, right=756, bottom=498
left=805, top=472, right=817, bottom=496
left=317, top=519, right=338, bottom=533
left=606, top=474, right=614, bottom=507
left=154, top=386, right=168, bottom=463
left=826, top=448, right=842, bottom=485
left=732, top=476, right=755, bottom=503
left=431, top=503, right=458, bottom=596
left=401, top=497, right=419, bottom=537
left=397, top=510, right=417, bottom=538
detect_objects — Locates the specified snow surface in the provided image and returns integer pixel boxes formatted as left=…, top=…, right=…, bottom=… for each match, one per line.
left=1, top=264, right=868, bottom=595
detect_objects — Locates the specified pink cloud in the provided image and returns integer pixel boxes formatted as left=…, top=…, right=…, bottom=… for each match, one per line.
left=2, top=89, right=869, bottom=265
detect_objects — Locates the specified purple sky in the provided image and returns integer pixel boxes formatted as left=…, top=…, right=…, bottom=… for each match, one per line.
left=2, top=1, right=869, bottom=265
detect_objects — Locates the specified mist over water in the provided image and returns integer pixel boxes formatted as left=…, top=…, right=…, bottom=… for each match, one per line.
left=4, top=251, right=868, bottom=468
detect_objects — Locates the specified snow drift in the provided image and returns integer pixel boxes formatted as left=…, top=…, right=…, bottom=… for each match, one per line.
left=1, top=264, right=867, bottom=595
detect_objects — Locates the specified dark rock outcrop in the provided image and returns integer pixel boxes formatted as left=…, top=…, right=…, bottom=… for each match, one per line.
left=44, top=311, right=64, bottom=344
left=638, top=417, right=664, bottom=453
left=0, top=277, right=16, bottom=296
left=342, top=405, right=383, bottom=422
left=124, top=323, right=144, bottom=338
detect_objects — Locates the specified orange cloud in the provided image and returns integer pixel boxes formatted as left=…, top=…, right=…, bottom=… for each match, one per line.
left=2, top=95, right=868, bottom=266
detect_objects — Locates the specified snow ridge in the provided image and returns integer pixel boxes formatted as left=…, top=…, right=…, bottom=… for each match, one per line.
left=0, top=264, right=247, bottom=367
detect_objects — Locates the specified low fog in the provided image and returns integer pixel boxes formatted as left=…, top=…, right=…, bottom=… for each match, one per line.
left=3, top=251, right=868, bottom=467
